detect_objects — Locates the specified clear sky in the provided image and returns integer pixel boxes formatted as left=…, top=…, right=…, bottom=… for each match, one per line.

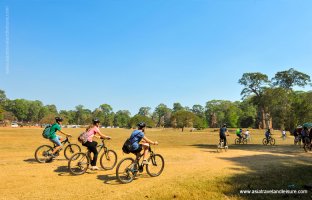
left=1, top=0, right=312, bottom=115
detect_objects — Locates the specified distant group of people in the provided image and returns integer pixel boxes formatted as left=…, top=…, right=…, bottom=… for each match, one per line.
left=292, top=126, right=312, bottom=145
left=235, top=128, right=250, bottom=140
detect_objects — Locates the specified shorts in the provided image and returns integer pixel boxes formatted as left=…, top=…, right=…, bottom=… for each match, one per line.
left=50, top=136, right=62, bottom=146
left=130, top=144, right=142, bottom=154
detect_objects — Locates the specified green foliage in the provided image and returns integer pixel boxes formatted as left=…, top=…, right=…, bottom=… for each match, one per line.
left=238, top=72, right=270, bottom=98
left=154, top=103, right=171, bottom=127
left=171, top=110, right=196, bottom=131
left=114, top=110, right=131, bottom=128
left=138, top=107, right=151, bottom=117
left=173, top=103, right=184, bottom=113
left=272, top=68, right=311, bottom=89
left=129, top=114, right=154, bottom=128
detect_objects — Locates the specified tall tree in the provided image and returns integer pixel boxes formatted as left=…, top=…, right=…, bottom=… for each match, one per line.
left=173, top=103, right=184, bottom=113
left=154, top=103, right=171, bottom=127
left=138, top=107, right=151, bottom=117
left=99, top=104, right=114, bottom=127
left=272, top=68, right=311, bottom=89
left=114, top=110, right=131, bottom=128
left=171, top=110, right=195, bottom=132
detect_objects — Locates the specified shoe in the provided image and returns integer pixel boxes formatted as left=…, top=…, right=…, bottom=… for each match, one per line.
left=225, top=146, right=228, bottom=148
left=90, top=166, right=99, bottom=170
left=142, top=160, right=150, bottom=165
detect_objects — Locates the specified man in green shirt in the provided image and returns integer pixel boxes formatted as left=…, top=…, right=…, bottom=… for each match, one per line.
left=49, top=117, right=71, bottom=157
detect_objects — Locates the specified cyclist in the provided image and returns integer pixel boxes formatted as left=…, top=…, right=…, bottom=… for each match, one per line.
left=219, top=124, right=228, bottom=148
left=49, top=117, right=71, bottom=157
left=282, top=130, right=286, bottom=140
left=236, top=128, right=243, bottom=141
left=129, top=122, right=158, bottom=165
left=244, top=129, right=250, bottom=140
left=301, top=126, right=309, bottom=145
left=265, top=129, right=271, bottom=142
left=83, top=118, right=111, bottom=170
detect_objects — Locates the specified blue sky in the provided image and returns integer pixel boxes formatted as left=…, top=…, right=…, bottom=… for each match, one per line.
left=1, top=0, right=312, bottom=115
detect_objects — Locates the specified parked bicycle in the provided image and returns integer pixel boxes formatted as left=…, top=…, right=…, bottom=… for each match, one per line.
left=68, top=138, right=117, bottom=175
left=217, top=138, right=228, bottom=152
left=116, top=145, right=164, bottom=184
left=235, top=136, right=248, bottom=145
left=35, top=136, right=81, bottom=163
left=262, top=137, right=275, bottom=145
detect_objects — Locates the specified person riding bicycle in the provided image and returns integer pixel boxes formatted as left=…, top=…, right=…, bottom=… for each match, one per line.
left=83, top=118, right=111, bottom=170
left=129, top=122, right=158, bottom=165
left=244, top=129, right=250, bottom=139
left=301, top=126, right=309, bottom=145
left=219, top=124, right=228, bottom=148
left=236, top=128, right=243, bottom=141
left=265, top=129, right=271, bottom=142
left=49, top=117, right=71, bottom=158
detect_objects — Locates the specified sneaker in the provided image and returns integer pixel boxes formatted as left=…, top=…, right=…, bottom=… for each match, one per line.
left=142, top=160, right=150, bottom=165
left=90, top=166, right=99, bottom=170
left=225, top=146, right=228, bottom=148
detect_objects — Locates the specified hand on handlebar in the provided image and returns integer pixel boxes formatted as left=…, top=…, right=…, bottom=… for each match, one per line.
left=67, top=134, right=72, bottom=137
left=154, top=141, right=158, bottom=145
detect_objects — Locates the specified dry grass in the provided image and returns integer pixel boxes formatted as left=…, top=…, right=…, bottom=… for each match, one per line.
left=0, top=128, right=311, bottom=200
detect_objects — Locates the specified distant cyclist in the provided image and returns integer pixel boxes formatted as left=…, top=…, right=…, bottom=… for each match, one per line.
left=236, top=128, right=243, bottom=141
left=83, top=118, right=111, bottom=170
left=219, top=124, right=228, bottom=148
left=265, top=129, right=271, bottom=142
left=129, top=122, right=158, bottom=165
left=49, top=117, right=71, bottom=157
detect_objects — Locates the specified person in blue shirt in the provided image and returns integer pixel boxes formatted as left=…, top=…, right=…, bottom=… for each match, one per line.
left=265, top=129, right=271, bottom=142
left=129, top=122, right=158, bottom=165
left=219, top=124, right=228, bottom=147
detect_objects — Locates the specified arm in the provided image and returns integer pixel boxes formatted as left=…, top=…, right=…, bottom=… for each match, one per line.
left=142, top=136, right=158, bottom=145
left=58, top=130, right=71, bottom=137
left=96, top=130, right=111, bottom=139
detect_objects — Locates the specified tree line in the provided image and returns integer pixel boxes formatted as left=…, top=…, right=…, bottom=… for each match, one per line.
left=0, top=68, right=311, bottom=131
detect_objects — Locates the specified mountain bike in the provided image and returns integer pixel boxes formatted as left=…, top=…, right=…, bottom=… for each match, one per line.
left=217, top=138, right=228, bottom=152
left=234, top=136, right=248, bottom=144
left=262, top=137, right=275, bottom=145
left=68, top=138, right=117, bottom=175
left=116, top=146, right=164, bottom=184
left=35, top=136, right=81, bottom=163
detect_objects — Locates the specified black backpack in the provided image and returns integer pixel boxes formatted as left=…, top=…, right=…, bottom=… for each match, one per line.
left=122, top=131, right=141, bottom=154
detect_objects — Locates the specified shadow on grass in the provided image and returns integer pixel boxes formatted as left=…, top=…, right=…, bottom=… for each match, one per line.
left=190, top=143, right=305, bottom=155
left=97, top=174, right=119, bottom=185
left=23, top=158, right=38, bottom=163
left=218, top=154, right=312, bottom=200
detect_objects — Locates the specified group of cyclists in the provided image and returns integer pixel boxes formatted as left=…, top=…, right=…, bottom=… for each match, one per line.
left=293, top=125, right=312, bottom=147
left=44, top=117, right=158, bottom=170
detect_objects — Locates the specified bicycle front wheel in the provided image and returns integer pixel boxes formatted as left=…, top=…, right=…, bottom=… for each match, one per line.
left=262, top=138, right=268, bottom=145
left=100, top=150, right=117, bottom=170
left=270, top=138, right=276, bottom=145
left=35, top=145, right=53, bottom=163
left=234, top=138, right=239, bottom=145
left=146, top=154, right=165, bottom=177
left=68, top=152, right=89, bottom=175
left=116, top=158, right=136, bottom=184
left=64, top=144, right=81, bottom=160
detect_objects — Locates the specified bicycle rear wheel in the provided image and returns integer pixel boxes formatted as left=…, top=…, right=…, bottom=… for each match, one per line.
left=35, top=145, right=53, bottom=163
left=68, top=152, right=89, bottom=175
left=146, top=154, right=165, bottom=177
left=234, top=138, right=239, bottom=145
left=116, top=158, right=136, bottom=184
left=64, top=144, right=81, bottom=160
left=100, top=150, right=117, bottom=170
left=262, top=138, right=268, bottom=145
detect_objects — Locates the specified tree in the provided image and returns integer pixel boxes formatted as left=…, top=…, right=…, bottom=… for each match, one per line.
left=153, top=104, right=171, bottom=127
left=138, top=107, right=151, bottom=117
left=129, top=115, right=154, bottom=128
left=114, top=110, right=131, bottom=128
left=272, top=68, right=311, bottom=89
left=27, top=100, right=43, bottom=123
left=99, top=104, right=114, bottom=127
left=171, top=110, right=195, bottom=132
left=74, top=105, right=92, bottom=125
left=173, top=103, right=184, bottom=113
left=192, top=104, right=205, bottom=118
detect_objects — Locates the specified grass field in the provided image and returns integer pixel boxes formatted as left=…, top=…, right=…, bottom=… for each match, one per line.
left=1, top=128, right=312, bottom=200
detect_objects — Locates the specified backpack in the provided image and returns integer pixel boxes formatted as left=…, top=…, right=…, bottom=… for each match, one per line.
left=122, top=139, right=132, bottom=154
left=122, top=131, right=141, bottom=154
left=42, top=124, right=52, bottom=139
left=78, top=132, right=89, bottom=144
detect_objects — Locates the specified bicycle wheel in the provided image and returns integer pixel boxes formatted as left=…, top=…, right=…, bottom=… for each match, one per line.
left=235, top=138, right=239, bottom=145
left=270, top=138, right=276, bottom=145
left=262, top=138, right=268, bottom=145
left=116, top=158, right=136, bottom=184
left=100, top=150, right=117, bottom=170
left=146, top=154, right=165, bottom=177
left=35, top=145, right=53, bottom=163
left=64, top=144, right=81, bottom=160
left=243, top=139, right=247, bottom=144
left=68, top=152, right=89, bottom=175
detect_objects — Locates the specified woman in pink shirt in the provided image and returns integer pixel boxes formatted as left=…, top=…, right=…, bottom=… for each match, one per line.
left=83, top=118, right=111, bottom=170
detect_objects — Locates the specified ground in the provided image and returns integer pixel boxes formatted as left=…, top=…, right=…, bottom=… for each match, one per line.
left=0, top=128, right=311, bottom=200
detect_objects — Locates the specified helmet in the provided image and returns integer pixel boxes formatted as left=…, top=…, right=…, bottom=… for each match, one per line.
left=55, top=117, right=63, bottom=122
left=137, top=122, right=146, bottom=128
left=93, top=118, right=100, bottom=124
left=223, top=124, right=227, bottom=127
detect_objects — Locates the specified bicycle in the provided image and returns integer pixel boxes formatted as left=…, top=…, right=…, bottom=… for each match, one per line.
left=116, top=145, right=164, bottom=184
left=217, top=138, right=228, bottom=152
left=294, top=136, right=301, bottom=146
left=35, top=136, right=81, bottom=163
left=262, top=137, right=275, bottom=145
left=234, top=136, right=248, bottom=145
left=68, top=138, right=117, bottom=175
